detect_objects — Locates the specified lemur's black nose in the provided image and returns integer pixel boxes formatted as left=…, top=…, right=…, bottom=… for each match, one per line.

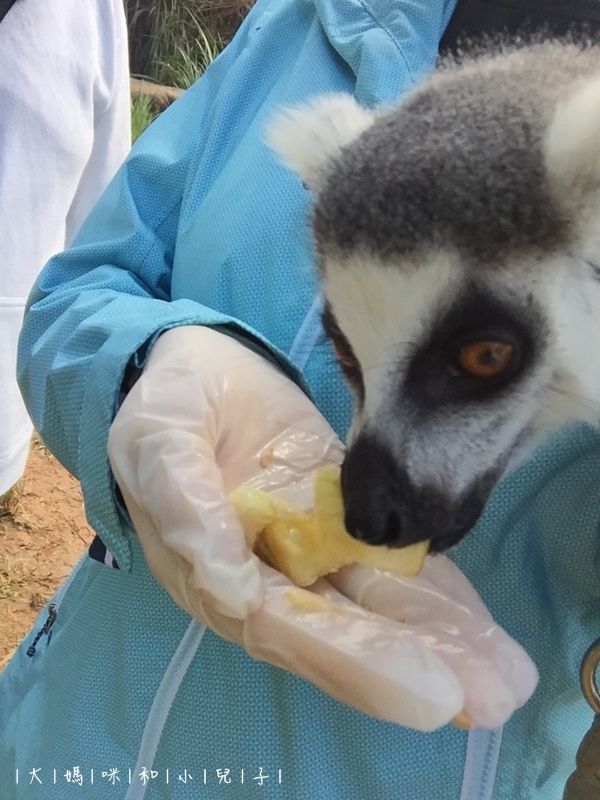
left=341, top=432, right=491, bottom=552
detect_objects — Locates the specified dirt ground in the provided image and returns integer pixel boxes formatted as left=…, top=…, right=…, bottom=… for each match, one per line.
left=0, top=437, right=92, bottom=669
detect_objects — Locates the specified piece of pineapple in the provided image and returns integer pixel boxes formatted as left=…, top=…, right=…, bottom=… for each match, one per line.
left=230, top=464, right=429, bottom=586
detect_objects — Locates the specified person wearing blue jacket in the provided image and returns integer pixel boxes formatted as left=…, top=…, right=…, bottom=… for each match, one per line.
left=1, top=1, right=599, bottom=798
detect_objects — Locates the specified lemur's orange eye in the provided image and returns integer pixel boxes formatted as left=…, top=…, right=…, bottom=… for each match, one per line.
left=457, top=341, right=514, bottom=378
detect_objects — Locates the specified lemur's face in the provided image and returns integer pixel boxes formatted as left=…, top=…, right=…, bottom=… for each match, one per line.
left=323, top=250, right=600, bottom=553
left=268, top=51, right=600, bottom=550
left=320, top=249, right=557, bottom=552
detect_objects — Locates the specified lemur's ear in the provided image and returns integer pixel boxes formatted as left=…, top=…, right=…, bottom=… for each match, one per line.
left=544, top=75, right=600, bottom=197
left=266, top=94, right=376, bottom=192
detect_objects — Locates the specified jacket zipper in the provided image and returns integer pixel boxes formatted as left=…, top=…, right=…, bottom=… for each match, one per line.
left=25, top=554, right=86, bottom=657
left=459, top=727, right=504, bottom=800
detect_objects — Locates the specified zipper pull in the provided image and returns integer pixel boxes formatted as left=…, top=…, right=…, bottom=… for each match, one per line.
left=26, top=603, right=57, bottom=657
left=562, top=638, right=600, bottom=798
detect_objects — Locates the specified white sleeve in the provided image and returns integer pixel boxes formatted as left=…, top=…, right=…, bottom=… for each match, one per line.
left=65, top=0, right=132, bottom=244
left=0, top=0, right=131, bottom=492
left=0, top=0, right=132, bottom=296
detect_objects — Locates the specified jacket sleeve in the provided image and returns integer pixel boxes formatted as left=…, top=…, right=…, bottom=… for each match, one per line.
left=17, top=29, right=304, bottom=573
left=18, top=0, right=452, bottom=572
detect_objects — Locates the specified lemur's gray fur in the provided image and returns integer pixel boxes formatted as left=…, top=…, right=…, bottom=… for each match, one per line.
left=315, top=42, right=600, bottom=265
left=268, top=39, right=600, bottom=551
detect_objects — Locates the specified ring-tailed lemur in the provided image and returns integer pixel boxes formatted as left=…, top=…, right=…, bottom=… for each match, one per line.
left=268, top=39, right=600, bottom=552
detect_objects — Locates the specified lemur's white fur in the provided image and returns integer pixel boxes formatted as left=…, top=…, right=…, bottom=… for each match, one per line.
left=321, top=251, right=460, bottom=422
left=266, top=94, right=375, bottom=191
left=544, top=74, right=600, bottom=201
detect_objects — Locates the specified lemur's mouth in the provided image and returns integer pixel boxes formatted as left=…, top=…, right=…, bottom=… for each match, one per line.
left=426, top=505, right=487, bottom=553
left=341, top=433, right=502, bottom=552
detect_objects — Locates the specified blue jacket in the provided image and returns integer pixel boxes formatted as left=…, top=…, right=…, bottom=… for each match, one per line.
left=2, top=1, right=598, bottom=798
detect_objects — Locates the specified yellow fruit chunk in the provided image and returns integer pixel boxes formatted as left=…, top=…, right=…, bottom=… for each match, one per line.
left=284, top=587, right=341, bottom=613
left=230, top=464, right=429, bottom=587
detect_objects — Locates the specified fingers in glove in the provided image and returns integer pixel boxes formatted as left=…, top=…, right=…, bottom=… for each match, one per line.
left=242, top=566, right=465, bottom=732
left=418, top=556, right=492, bottom=615
left=328, top=562, right=538, bottom=728
left=109, top=412, right=263, bottom=620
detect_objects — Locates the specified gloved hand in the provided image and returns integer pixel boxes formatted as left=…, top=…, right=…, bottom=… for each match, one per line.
left=107, top=326, right=538, bottom=732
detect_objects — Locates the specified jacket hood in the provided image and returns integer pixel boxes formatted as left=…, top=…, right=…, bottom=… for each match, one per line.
left=311, top=0, right=458, bottom=106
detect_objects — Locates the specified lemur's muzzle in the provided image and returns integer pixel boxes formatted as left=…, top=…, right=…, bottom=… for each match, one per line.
left=341, top=432, right=496, bottom=552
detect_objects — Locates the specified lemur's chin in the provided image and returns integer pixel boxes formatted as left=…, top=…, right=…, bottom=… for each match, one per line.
left=427, top=518, right=482, bottom=553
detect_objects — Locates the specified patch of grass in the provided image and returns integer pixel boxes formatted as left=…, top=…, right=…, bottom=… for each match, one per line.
left=128, top=2, right=241, bottom=139
left=127, top=0, right=253, bottom=85
left=29, top=592, right=48, bottom=612
left=0, top=556, right=26, bottom=601
left=151, top=4, right=222, bottom=87
left=0, top=478, right=34, bottom=532
left=0, top=480, right=24, bottom=525
left=0, top=556, right=55, bottom=602
left=31, top=431, right=49, bottom=456
left=0, top=626, right=23, bottom=670
left=157, top=29, right=220, bottom=89
left=131, top=94, right=159, bottom=142
left=126, top=1, right=255, bottom=139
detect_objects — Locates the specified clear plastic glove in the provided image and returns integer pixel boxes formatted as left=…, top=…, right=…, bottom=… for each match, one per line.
left=107, top=326, right=538, bottom=732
